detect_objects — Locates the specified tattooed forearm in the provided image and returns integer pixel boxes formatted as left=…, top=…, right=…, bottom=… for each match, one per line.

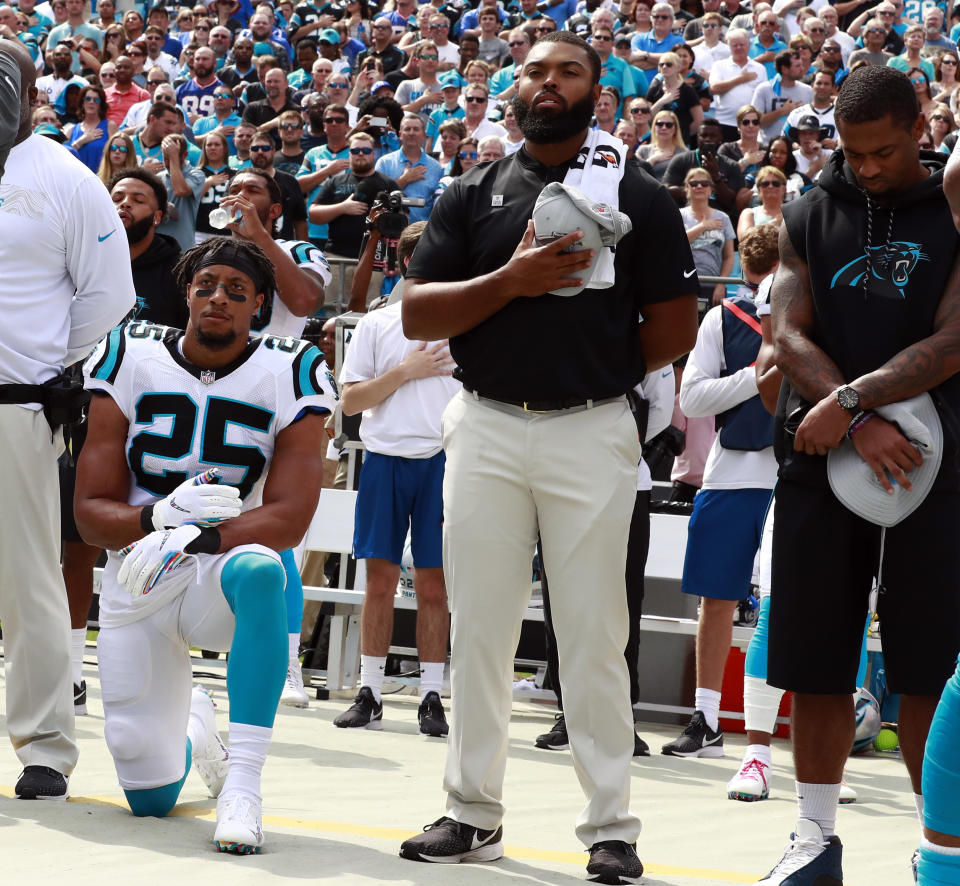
left=771, top=223, right=845, bottom=402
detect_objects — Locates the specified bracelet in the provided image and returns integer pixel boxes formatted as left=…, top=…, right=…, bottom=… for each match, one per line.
left=140, top=505, right=155, bottom=533
left=184, top=526, right=222, bottom=555
left=846, top=410, right=876, bottom=439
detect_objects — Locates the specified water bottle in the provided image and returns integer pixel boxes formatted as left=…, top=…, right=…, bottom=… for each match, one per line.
left=209, top=207, right=241, bottom=229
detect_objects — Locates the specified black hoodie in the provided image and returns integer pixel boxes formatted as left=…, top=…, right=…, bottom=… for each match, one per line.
left=130, top=232, right=188, bottom=331
left=776, top=149, right=960, bottom=490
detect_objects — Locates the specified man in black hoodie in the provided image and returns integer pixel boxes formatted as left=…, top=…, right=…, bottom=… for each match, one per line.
left=757, top=65, right=960, bottom=886
left=109, top=168, right=187, bottom=329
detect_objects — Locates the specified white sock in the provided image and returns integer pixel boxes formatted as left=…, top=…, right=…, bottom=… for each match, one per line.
left=186, top=697, right=209, bottom=751
left=71, top=628, right=86, bottom=686
left=915, top=792, right=925, bottom=822
left=743, top=675, right=785, bottom=735
left=796, top=781, right=842, bottom=837
left=222, top=722, right=272, bottom=799
left=922, top=837, right=960, bottom=856
left=288, top=633, right=300, bottom=667
left=744, top=743, right=773, bottom=768
left=695, top=687, right=722, bottom=732
left=419, top=661, right=444, bottom=700
left=360, top=654, right=387, bottom=702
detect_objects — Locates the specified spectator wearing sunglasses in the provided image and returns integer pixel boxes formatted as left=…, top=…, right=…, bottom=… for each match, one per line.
left=489, top=27, right=530, bottom=100
left=297, top=103, right=352, bottom=245
left=646, top=50, right=702, bottom=144
left=395, top=42, right=445, bottom=126
left=591, top=25, right=637, bottom=111
left=461, top=83, right=507, bottom=141
left=193, top=84, right=243, bottom=154
left=434, top=134, right=478, bottom=198
left=274, top=108, right=307, bottom=174
left=848, top=18, right=894, bottom=69
left=630, top=3, right=683, bottom=71
left=637, top=109, right=685, bottom=180
left=65, top=84, right=116, bottom=173
left=626, top=97, right=653, bottom=144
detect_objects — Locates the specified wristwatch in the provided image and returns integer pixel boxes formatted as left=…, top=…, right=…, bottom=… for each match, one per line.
left=836, top=385, right=860, bottom=416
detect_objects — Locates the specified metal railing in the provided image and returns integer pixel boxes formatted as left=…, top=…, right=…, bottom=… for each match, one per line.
left=325, top=256, right=359, bottom=314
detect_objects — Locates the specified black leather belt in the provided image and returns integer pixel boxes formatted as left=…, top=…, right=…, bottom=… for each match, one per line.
left=463, top=384, right=619, bottom=413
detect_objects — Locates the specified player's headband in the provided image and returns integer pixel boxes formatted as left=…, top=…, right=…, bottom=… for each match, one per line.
left=193, top=246, right=268, bottom=295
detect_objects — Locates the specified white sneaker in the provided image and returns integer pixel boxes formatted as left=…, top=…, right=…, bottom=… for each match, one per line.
left=727, top=756, right=771, bottom=801
left=214, top=790, right=264, bottom=855
left=753, top=819, right=843, bottom=885
left=839, top=777, right=857, bottom=804
left=279, top=661, right=309, bottom=708
left=190, top=686, right=229, bottom=799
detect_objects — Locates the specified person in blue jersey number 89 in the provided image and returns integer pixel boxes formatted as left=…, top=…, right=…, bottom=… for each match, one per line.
left=74, top=237, right=335, bottom=855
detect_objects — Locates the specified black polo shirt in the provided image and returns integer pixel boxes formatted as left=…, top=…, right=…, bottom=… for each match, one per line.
left=317, top=170, right=400, bottom=257
left=406, top=147, right=698, bottom=402
left=242, top=97, right=302, bottom=129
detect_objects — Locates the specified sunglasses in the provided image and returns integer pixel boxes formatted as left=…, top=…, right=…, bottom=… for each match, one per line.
left=464, top=95, right=486, bottom=103
left=758, top=180, right=783, bottom=188
left=508, top=40, right=527, bottom=47
left=328, top=81, right=349, bottom=88
left=943, top=58, right=958, bottom=64
left=195, top=25, right=209, bottom=31
left=419, top=53, right=438, bottom=60
left=687, top=179, right=711, bottom=187
left=806, top=26, right=824, bottom=32
left=109, top=143, right=128, bottom=152
left=213, top=92, right=232, bottom=98
left=350, top=146, right=373, bottom=154
left=658, top=61, right=674, bottom=67
left=459, top=150, right=478, bottom=159
left=249, top=144, right=273, bottom=152
left=703, top=22, right=719, bottom=28
left=280, top=123, right=302, bottom=130
left=655, top=120, right=675, bottom=128
left=631, top=106, right=651, bottom=113
left=101, top=71, right=117, bottom=77
left=324, top=116, right=348, bottom=124
left=740, top=117, right=760, bottom=125
left=653, top=13, right=672, bottom=19
left=911, top=76, right=928, bottom=84
left=428, top=22, right=448, bottom=28
left=866, top=28, right=885, bottom=34
left=372, top=23, right=391, bottom=29
left=822, top=45, right=839, bottom=50
left=593, top=34, right=612, bottom=41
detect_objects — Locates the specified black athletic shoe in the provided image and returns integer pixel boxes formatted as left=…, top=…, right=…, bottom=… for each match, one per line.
left=661, top=710, right=724, bottom=758
left=586, top=840, right=644, bottom=884
left=633, top=732, right=650, bottom=757
left=399, top=816, right=504, bottom=863
left=15, top=766, right=68, bottom=800
left=333, top=686, right=383, bottom=729
left=534, top=713, right=569, bottom=750
left=74, top=680, right=87, bottom=716
left=418, top=691, right=449, bottom=737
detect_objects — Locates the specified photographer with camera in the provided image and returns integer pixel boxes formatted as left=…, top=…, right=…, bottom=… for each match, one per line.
left=374, top=113, right=442, bottom=222
left=310, top=130, right=400, bottom=305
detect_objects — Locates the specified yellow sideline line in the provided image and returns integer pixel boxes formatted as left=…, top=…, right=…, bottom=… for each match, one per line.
left=0, top=787, right=757, bottom=883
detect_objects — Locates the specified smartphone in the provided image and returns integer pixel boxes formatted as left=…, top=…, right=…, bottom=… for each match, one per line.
left=700, top=141, right=718, bottom=159
left=370, top=116, right=389, bottom=128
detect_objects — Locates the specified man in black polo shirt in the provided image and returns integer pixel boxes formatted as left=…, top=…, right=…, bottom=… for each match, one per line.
left=397, top=31, right=698, bottom=883
left=357, top=17, right=406, bottom=75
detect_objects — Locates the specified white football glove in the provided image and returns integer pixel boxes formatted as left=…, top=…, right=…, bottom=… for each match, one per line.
left=117, top=525, right=204, bottom=599
left=149, top=468, right=242, bottom=531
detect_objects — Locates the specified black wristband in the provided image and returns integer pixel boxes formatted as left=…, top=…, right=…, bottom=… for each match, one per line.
left=184, top=526, right=222, bottom=555
left=140, top=505, right=155, bottom=533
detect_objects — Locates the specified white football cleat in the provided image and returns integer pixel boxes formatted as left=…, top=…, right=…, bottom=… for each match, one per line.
left=214, top=790, right=264, bottom=855
left=190, top=686, right=229, bottom=798
left=280, top=661, right=309, bottom=708
left=727, top=756, right=771, bottom=801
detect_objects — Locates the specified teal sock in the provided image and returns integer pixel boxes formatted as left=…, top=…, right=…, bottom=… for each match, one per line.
left=744, top=595, right=770, bottom=680
left=279, top=548, right=303, bottom=634
left=125, top=739, right=192, bottom=817
left=221, top=553, right=288, bottom=728
left=855, top=612, right=870, bottom=689
left=923, top=655, right=960, bottom=838
left=918, top=842, right=960, bottom=885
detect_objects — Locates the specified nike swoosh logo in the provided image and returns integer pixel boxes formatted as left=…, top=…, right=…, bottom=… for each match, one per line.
left=661, top=370, right=672, bottom=378
left=702, top=733, right=722, bottom=746
left=683, top=269, right=696, bottom=278
left=470, top=832, right=491, bottom=850
left=98, top=231, right=116, bottom=242
left=1, top=74, right=15, bottom=93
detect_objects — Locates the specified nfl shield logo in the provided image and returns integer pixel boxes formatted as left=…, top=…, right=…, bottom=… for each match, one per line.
left=200, top=370, right=216, bottom=385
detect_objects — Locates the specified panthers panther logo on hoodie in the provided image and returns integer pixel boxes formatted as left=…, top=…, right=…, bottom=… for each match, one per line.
left=829, top=241, right=929, bottom=300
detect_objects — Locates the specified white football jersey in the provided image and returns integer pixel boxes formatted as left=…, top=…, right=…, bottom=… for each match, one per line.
left=256, top=239, right=332, bottom=339
left=83, top=321, right=336, bottom=625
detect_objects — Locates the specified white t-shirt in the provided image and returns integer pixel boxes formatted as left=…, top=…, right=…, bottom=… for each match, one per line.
left=35, top=72, right=80, bottom=104
left=0, top=135, right=134, bottom=393
left=339, top=301, right=461, bottom=457
left=678, top=303, right=778, bottom=490
left=436, top=41, right=460, bottom=69
left=255, top=238, right=332, bottom=339
left=750, top=79, right=813, bottom=142
left=692, top=41, right=731, bottom=77
left=793, top=146, right=833, bottom=178
left=467, top=118, right=508, bottom=141
left=709, top=57, right=768, bottom=126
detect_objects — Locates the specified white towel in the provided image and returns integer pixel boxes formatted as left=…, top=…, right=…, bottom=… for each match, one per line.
left=562, top=129, right=629, bottom=289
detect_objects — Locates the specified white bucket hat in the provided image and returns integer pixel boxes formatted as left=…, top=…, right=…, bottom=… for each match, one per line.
left=531, top=182, right=632, bottom=297
left=827, top=392, right=942, bottom=527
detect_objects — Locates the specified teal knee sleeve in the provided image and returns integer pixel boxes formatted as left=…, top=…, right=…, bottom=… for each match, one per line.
left=125, top=740, right=191, bottom=817
left=280, top=548, right=303, bottom=634
left=918, top=846, right=960, bottom=885
left=221, top=553, right=287, bottom=728
left=856, top=612, right=870, bottom=689
left=924, top=657, right=960, bottom=837
left=744, top=596, right=771, bottom=680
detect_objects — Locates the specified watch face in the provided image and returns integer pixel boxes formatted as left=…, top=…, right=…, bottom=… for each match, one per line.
left=838, top=387, right=858, bottom=410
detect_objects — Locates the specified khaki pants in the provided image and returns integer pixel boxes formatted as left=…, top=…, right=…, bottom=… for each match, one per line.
left=440, top=391, right=641, bottom=847
left=0, top=407, right=78, bottom=774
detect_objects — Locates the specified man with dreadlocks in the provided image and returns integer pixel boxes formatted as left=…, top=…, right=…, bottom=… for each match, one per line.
left=74, top=237, right=336, bottom=855
left=756, top=64, right=960, bottom=886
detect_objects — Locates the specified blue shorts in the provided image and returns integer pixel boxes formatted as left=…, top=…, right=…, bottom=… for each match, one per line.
left=353, top=451, right=445, bottom=567
left=681, top=487, right=773, bottom=601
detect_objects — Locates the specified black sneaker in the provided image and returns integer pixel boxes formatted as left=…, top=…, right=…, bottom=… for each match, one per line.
left=399, top=816, right=504, bottom=863
left=534, top=713, right=569, bottom=750
left=586, top=840, right=644, bottom=884
left=74, top=680, right=87, bottom=716
left=333, top=686, right=383, bottom=729
left=661, top=710, right=724, bottom=758
left=15, top=766, right=68, bottom=800
left=633, top=732, right=650, bottom=757
left=418, top=691, right=449, bottom=737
